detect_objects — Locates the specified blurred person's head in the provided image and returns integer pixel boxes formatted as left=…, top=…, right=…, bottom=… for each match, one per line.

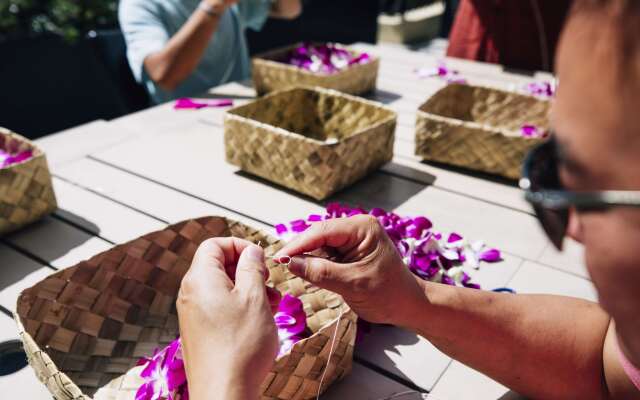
left=553, top=0, right=640, bottom=358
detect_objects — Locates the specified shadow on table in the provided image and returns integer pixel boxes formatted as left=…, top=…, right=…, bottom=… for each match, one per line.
left=365, top=89, right=403, bottom=105
left=330, top=171, right=428, bottom=211
left=383, top=161, right=437, bottom=186
left=498, top=391, right=529, bottom=400
left=234, top=169, right=427, bottom=211
left=197, top=91, right=256, bottom=101
left=420, top=159, right=519, bottom=188
left=5, top=212, right=101, bottom=268
left=354, top=324, right=425, bottom=392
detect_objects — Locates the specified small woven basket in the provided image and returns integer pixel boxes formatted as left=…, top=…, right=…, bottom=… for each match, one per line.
left=225, top=86, right=397, bottom=200
left=415, top=84, right=551, bottom=180
left=15, top=216, right=357, bottom=400
left=0, top=127, right=57, bottom=235
left=252, top=43, right=379, bottom=96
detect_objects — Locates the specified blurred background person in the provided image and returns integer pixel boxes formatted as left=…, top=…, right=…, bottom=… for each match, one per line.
left=447, top=0, right=573, bottom=71
left=119, top=0, right=302, bottom=104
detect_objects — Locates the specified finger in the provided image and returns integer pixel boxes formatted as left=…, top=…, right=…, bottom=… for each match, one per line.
left=192, top=237, right=270, bottom=280
left=267, top=287, right=282, bottom=314
left=188, top=239, right=233, bottom=290
left=276, top=217, right=370, bottom=259
left=287, top=255, right=349, bottom=293
left=234, top=244, right=268, bottom=294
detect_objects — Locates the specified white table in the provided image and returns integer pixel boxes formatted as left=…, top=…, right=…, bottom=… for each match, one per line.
left=0, top=43, right=596, bottom=399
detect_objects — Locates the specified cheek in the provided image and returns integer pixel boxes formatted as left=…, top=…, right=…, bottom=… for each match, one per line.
left=581, top=211, right=640, bottom=318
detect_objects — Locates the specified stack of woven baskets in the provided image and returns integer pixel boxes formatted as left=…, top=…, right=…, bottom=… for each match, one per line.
left=15, top=216, right=358, bottom=400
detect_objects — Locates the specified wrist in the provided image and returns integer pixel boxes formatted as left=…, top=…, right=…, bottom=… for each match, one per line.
left=198, top=0, right=226, bottom=18
left=192, top=372, right=258, bottom=400
left=396, top=278, right=442, bottom=335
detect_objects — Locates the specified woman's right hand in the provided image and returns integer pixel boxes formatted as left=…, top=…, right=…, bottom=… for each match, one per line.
left=275, top=215, right=426, bottom=327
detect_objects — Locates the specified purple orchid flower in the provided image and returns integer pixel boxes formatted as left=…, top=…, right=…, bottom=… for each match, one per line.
left=286, top=43, right=371, bottom=74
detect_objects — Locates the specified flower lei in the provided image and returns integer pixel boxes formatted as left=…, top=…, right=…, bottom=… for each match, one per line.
left=0, top=148, right=32, bottom=168
left=275, top=203, right=502, bottom=289
left=285, top=43, right=371, bottom=75
left=135, top=295, right=309, bottom=400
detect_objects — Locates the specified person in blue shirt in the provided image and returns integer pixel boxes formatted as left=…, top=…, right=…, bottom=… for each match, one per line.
left=119, top=0, right=301, bottom=104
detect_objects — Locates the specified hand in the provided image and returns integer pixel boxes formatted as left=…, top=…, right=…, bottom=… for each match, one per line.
left=177, top=238, right=280, bottom=400
left=275, top=215, right=425, bottom=327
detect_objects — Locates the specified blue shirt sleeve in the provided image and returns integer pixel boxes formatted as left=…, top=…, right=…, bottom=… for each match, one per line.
left=236, top=0, right=272, bottom=31
left=118, top=0, right=170, bottom=83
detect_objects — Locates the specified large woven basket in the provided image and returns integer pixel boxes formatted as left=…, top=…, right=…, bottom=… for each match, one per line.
left=225, top=86, right=397, bottom=200
left=415, top=84, right=551, bottom=180
left=0, top=127, right=57, bottom=235
left=252, top=43, right=379, bottom=96
left=14, top=216, right=357, bottom=400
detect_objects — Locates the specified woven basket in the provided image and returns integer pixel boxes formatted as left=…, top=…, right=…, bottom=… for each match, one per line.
left=415, top=84, right=551, bottom=180
left=225, top=86, right=397, bottom=200
left=15, top=216, right=357, bottom=400
left=252, top=43, right=379, bottom=96
left=0, top=127, right=57, bottom=235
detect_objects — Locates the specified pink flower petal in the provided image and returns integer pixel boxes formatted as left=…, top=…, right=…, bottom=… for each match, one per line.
left=479, top=248, right=501, bottom=262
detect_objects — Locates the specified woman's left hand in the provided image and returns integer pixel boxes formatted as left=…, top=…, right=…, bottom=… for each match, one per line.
left=177, top=238, right=281, bottom=400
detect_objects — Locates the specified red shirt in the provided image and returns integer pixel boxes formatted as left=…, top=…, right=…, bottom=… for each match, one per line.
left=447, top=0, right=573, bottom=71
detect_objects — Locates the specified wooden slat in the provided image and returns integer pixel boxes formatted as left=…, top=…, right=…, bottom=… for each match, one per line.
left=35, top=120, right=133, bottom=167
left=52, top=177, right=166, bottom=243
left=54, top=157, right=272, bottom=231
left=536, top=239, right=588, bottom=279
left=507, top=261, right=597, bottom=302
left=323, top=363, right=424, bottom=399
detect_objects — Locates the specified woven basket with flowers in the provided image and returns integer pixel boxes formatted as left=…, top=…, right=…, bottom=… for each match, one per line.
left=0, top=127, right=57, bottom=235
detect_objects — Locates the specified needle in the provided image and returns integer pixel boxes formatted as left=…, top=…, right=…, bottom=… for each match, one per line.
left=256, top=241, right=291, bottom=265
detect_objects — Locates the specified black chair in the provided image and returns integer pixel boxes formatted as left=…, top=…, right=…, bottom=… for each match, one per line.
left=86, top=29, right=150, bottom=114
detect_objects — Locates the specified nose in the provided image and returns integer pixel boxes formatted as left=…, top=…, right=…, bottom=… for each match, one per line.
left=566, top=207, right=584, bottom=244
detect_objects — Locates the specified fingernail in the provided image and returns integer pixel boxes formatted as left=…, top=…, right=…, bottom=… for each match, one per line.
left=288, top=256, right=306, bottom=275
left=277, top=255, right=291, bottom=265
left=245, top=245, right=264, bottom=262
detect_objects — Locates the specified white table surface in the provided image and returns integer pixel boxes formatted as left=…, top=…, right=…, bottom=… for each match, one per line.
left=0, top=42, right=593, bottom=399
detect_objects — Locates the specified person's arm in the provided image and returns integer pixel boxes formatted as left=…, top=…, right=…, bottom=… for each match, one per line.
left=143, top=0, right=237, bottom=92
left=275, top=215, right=639, bottom=400
left=269, top=0, right=302, bottom=19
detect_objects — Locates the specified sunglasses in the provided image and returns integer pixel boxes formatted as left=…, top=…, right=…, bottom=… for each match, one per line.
left=520, top=137, right=640, bottom=250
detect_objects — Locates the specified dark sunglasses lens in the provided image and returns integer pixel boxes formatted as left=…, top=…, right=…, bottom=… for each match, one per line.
left=527, top=139, right=568, bottom=249
left=533, top=202, right=569, bottom=250
left=528, top=140, right=561, bottom=191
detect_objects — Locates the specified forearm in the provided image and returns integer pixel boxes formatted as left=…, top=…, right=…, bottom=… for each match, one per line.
left=407, top=280, right=611, bottom=399
left=270, top=0, right=301, bottom=19
left=144, top=2, right=222, bottom=91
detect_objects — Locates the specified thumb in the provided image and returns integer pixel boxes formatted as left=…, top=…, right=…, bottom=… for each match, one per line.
left=234, top=244, right=268, bottom=294
left=287, top=255, right=349, bottom=293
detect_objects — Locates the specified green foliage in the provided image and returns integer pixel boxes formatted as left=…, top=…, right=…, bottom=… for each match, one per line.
left=0, top=0, right=118, bottom=42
